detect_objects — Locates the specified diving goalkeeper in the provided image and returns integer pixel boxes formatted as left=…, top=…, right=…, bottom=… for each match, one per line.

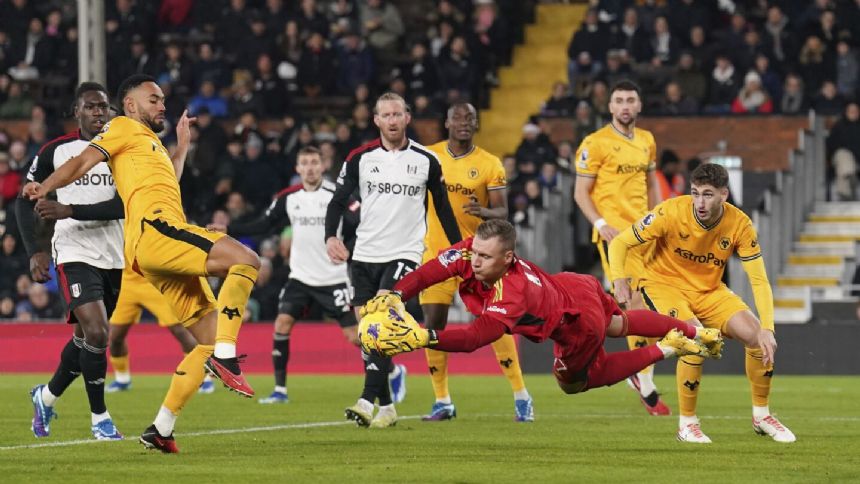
left=360, top=220, right=723, bottom=394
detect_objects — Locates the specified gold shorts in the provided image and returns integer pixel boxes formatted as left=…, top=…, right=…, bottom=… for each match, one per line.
left=110, top=267, right=179, bottom=327
left=133, top=218, right=225, bottom=326
left=638, top=282, right=750, bottom=333
left=596, top=239, right=649, bottom=291
left=419, top=276, right=462, bottom=306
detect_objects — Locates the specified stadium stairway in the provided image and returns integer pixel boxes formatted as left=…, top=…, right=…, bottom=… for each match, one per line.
left=774, top=201, right=860, bottom=322
left=474, top=4, right=586, bottom=156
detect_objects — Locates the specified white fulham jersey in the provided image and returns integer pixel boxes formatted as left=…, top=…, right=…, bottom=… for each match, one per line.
left=325, top=138, right=462, bottom=264
left=26, top=131, right=124, bottom=269
left=263, top=180, right=349, bottom=286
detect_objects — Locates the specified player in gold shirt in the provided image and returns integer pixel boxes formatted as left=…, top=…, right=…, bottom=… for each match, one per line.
left=421, top=103, right=533, bottom=422
left=23, top=74, right=261, bottom=453
left=609, top=163, right=796, bottom=443
left=573, top=80, right=667, bottom=415
left=31, top=197, right=216, bottom=394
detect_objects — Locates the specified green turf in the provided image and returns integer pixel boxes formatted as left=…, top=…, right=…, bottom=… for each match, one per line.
left=1, top=373, right=857, bottom=483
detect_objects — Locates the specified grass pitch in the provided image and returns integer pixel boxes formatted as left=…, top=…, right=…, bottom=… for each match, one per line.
left=1, top=373, right=857, bottom=483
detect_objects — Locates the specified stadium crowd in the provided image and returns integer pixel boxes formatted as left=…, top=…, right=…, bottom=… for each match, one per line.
left=1, top=0, right=859, bottom=320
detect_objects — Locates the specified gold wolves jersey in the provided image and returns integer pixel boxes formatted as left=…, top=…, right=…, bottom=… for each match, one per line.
left=90, top=116, right=185, bottom=258
left=575, top=124, right=656, bottom=237
left=423, top=142, right=506, bottom=258
left=612, top=195, right=761, bottom=292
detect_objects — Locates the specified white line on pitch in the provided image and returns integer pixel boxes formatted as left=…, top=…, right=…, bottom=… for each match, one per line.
left=0, top=416, right=421, bottom=451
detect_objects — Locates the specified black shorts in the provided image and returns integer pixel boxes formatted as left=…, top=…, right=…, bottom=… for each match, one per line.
left=349, top=259, right=419, bottom=306
left=278, top=279, right=356, bottom=327
left=56, top=262, right=122, bottom=325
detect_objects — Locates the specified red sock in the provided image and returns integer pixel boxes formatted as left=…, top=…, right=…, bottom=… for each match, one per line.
left=585, top=346, right=663, bottom=390
left=625, top=310, right=696, bottom=339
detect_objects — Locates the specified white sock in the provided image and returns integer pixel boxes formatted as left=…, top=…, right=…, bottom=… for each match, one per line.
left=356, top=398, right=374, bottom=414
left=203, top=374, right=213, bottom=383
left=114, top=371, right=131, bottom=384
left=656, top=343, right=675, bottom=358
left=274, top=385, right=287, bottom=395
left=378, top=403, right=395, bottom=414
left=213, top=342, right=236, bottom=359
left=636, top=371, right=657, bottom=397
left=679, top=415, right=699, bottom=428
left=154, top=406, right=177, bottom=437
left=513, top=389, right=530, bottom=401
left=436, top=395, right=452, bottom=404
left=389, top=364, right=402, bottom=378
left=91, top=411, right=111, bottom=426
left=753, top=405, right=770, bottom=420
left=40, top=385, right=58, bottom=406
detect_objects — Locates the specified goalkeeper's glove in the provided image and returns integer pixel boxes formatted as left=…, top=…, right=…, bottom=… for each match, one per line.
left=376, top=312, right=438, bottom=357
left=360, top=290, right=405, bottom=317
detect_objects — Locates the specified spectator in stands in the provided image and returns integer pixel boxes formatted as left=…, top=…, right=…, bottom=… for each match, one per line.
left=516, top=122, right=556, bottom=172
left=393, top=42, right=440, bottom=100
left=217, top=0, right=252, bottom=62
left=812, top=80, right=845, bottom=116
left=0, top=81, right=33, bottom=118
left=600, top=50, right=635, bottom=90
left=235, top=134, right=282, bottom=211
left=254, top=53, right=290, bottom=117
left=806, top=8, right=839, bottom=51
left=188, top=80, right=228, bottom=117
left=297, top=0, right=330, bottom=39
left=298, top=31, right=336, bottom=98
left=704, top=53, right=740, bottom=113
left=611, top=7, right=650, bottom=64
left=430, top=20, right=456, bottom=58
left=666, top=0, right=711, bottom=40
left=799, top=36, right=834, bottom=96
left=524, top=178, right=543, bottom=209
left=333, top=121, right=356, bottom=161
left=438, top=35, right=476, bottom=101
left=555, top=140, right=573, bottom=172
left=226, top=191, right=256, bottom=226
left=7, top=17, right=54, bottom=81
left=735, top=27, right=764, bottom=75
left=572, top=100, right=597, bottom=148
left=658, top=81, right=699, bottom=115
left=715, top=12, right=748, bottom=55
left=761, top=5, right=797, bottom=72
left=156, top=41, right=194, bottom=97
left=0, top=31, right=13, bottom=76
left=655, top=149, right=685, bottom=200
left=0, top=291, right=15, bottom=319
left=7, top=139, right=28, bottom=174
left=731, top=71, right=774, bottom=114
left=567, top=8, right=610, bottom=82
left=589, top=79, right=610, bottom=119
left=780, top=73, right=809, bottom=114
left=336, top=30, right=374, bottom=95
left=276, top=19, right=303, bottom=67
left=538, top=162, right=559, bottom=192
left=751, top=53, right=783, bottom=102
left=674, top=51, right=707, bottom=105
left=328, top=0, right=359, bottom=39
left=428, top=0, right=466, bottom=32
left=229, top=80, right=264, bottom=118
left=118, top=34, right=156, bottom=87
left=826, top=101, right=860, bottom=201
left=835, top=39, right=859, bottom=97
left=350, top=102, right=376, bottom=142
left=16, top=283, right=63, bottom=321
left=359, top=0, right=404, bottom=64
left=237, top=14, right=276, bottom=72
left=686, top=25, right=712, bottom=69
left=540, top=81, right=576, bottom=117
left=646, top=15, right=679, bottom=66
left=0, top=231, right=27, bottom=295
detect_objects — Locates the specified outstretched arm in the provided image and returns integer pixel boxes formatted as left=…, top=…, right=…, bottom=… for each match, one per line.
left=22, top=146, right=107, bottom=199
left=170, top=110, right=196, bottom=180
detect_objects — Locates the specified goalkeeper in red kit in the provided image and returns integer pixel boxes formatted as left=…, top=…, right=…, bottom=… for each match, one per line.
left=360, top=220, right=723, bottom=394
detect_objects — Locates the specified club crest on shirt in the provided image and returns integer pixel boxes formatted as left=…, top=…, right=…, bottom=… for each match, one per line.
left=468, top=167, right=479, bottom=179
left=719, top=237, right=731, bottom=250
left=669, top=308, right=678, bottom=318
left=437, top=248, right=463, bottom=267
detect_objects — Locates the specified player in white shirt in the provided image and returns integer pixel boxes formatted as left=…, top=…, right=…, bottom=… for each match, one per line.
left=16, top=83, right=124, bottom=440
left=325, top=92, right=462, bottom=428
left=209, top=146, right=359, bottom=404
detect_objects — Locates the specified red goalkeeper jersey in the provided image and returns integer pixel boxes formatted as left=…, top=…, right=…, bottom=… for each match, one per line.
left=395, top=238, right=620, bottom=346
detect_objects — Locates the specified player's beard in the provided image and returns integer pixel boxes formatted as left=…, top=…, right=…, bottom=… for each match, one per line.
left=144, top=113, right=165, bottom=133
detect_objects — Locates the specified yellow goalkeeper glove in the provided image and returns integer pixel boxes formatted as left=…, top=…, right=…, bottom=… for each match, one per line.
left=359, top=291, right=406, bottom=317
left=359, top=307, right=438, bottom=357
